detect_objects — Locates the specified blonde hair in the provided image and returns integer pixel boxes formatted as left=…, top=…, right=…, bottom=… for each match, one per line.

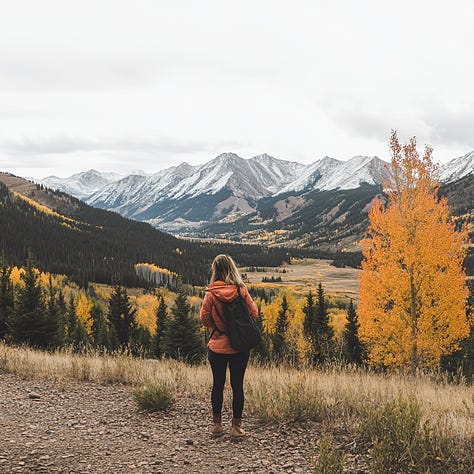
left=210, top=254, right=244, bottom=286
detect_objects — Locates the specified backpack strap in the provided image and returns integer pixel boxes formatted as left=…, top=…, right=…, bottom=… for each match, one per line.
left=208, top=293, right=227, bottom=338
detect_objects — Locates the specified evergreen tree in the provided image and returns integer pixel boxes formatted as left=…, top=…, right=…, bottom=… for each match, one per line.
left=342, top=299, right=363, bottom=364
left=45, top=275, right=61, bottom=348
left=66, top=294, right=77, bottom=344
left=303, top=284, right=334, bottom=364
left=0, top=257, right=14, bottom=340
left=272, top=295, right=289, bottom=362
left=440, top=283, right=474, bottom=380
left=314, top=282, right=334, bottom=363
left=66, top=294, right=89, bottom=348
left=302, top=290, right=316, bottom=358
left=90, top=303, right=111, bottom=349
left=153, top=296, right=167, bottom=358
left=10, top=255, right=48, bottom=347
left=108, top=284, right=137, bottom=348
left=56, top=290, right=67, bottom=346
left=71, top=316, right=90, bottom=349
left=252, top=302, right=271, bottom=363
left=161, top=292, right=205, bottom=364
left=131, top=325, right=152, bottom=357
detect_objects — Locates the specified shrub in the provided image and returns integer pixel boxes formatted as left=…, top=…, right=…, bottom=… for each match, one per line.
left=361, top=396, right=473, bottom=473
left=311, top=432, right=345, bottom=474
left=133, top=380, right=174, bottom=412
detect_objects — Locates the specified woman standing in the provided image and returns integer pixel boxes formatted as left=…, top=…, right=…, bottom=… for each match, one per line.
left=200, top=254, right=258, bottom=438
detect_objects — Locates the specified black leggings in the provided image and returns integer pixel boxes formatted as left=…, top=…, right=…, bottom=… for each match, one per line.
left=208, top=349, right=250, bottom=419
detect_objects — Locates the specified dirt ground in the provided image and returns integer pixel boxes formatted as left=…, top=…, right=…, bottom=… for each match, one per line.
left=0, top=373, right=335, bottom=474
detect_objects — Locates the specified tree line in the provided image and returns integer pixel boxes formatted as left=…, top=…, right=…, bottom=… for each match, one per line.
left=0, top=180, right=296, bottom=288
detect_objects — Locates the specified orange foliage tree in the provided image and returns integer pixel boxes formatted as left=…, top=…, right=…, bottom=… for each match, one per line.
left=359, top=132, right=470, bottom=373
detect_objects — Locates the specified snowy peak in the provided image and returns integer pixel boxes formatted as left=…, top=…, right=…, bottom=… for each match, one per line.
left=440, top=151, right=474, bottom=182
left=279, top=155, right=386, bottom=194
left=40, top=169, right=123, bottom=199
left=316, top=155, right=387, bottom=191
left=279, top=156, right=341, bottom=194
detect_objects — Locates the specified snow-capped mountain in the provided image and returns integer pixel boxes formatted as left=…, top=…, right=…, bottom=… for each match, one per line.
left=86, top=153, right=305, bottom=227
left=279, top=155, right=387, bottom=194
left=35, top=149, right=474, bottom=233
left=40, top=169, right=123, bottom=199
left=440, top=151, right=474, bottom=183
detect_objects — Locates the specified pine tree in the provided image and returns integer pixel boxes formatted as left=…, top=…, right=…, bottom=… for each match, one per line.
left=45, top=275, right=61, bottom=348
left=161, top=292, right=205, bottom=364
left=153, top=296, right=167, bottom=358
left=66, top=294, right=77, bottom=344
left=0, top=257, right=14, bottom=340
left=108, top=284, right=137, bottom=348
left=131, top=325, right=152, bottom=356
left=302, top=291, right=316, bottom=340
left=252, top=302, right=271, bottom=363
left=304, top=284, right=334, bottom=364
left=91, top=303, right=111, bottom=349
left=66, top=294, right=89, bottom=348
left=56, top=290, right=67, bottom=346
left=272, top=295, right=289, bottom=362
left=343, top=299, right=363, bottom=364
left=10, top=255, right=48, bottom=347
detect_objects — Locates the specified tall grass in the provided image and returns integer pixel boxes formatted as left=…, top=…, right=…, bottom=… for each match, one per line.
left=1, top=342, right=473, bottom=470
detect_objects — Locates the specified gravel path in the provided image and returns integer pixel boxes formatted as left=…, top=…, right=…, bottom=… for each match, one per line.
left=0, top=374, right=324, bottom=473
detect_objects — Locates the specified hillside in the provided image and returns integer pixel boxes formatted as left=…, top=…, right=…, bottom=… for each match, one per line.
left=0, top=173, right=295, bottom=286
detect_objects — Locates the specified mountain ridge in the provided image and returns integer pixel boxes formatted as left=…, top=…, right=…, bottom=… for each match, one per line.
left=31, top=149, right=474, bottom=237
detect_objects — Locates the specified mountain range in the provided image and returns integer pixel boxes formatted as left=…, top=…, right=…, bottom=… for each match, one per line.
left=37, top=151, right=474, bottom=242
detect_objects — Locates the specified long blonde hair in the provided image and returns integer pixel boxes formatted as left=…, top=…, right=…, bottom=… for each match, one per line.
left=210, top=254, right=244, bottom=286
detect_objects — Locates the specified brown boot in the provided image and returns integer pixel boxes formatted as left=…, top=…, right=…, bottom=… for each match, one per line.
left=211, top=413, right=223, bottom=437
left=230, top=418, right=245, bottom=439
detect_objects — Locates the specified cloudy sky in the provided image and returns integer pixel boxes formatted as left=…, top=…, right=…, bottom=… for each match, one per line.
left=1, top=0, right=473, bottom=178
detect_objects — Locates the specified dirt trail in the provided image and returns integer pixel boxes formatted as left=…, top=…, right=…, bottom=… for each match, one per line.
left=0, top=374, right=324, bottom=473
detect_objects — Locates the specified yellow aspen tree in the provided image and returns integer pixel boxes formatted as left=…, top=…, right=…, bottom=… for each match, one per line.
left=359, top=132, right=470, bottom=373
left=75, top=292, right=94, bottom=334
left=135, top=293, right=159, bottom=334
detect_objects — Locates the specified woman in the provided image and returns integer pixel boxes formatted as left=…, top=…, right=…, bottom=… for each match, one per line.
left=200, top=254, right=258, bottom=438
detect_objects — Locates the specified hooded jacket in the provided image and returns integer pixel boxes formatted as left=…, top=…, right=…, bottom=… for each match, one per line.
left=199, top=281, right=259, bottom=354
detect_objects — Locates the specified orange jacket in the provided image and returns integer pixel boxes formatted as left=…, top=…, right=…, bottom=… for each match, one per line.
left=199, top=281, right=259, bottom=354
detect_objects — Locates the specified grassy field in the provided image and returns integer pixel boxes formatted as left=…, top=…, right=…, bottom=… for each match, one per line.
left=1, top=342, right=472, bottom=472
left=242, top=258, right=361, bottom=296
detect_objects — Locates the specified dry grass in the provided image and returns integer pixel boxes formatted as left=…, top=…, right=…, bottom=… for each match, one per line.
left=1, top=342, right=472, bottom=443
left=242, top=258, right=360, bottom=296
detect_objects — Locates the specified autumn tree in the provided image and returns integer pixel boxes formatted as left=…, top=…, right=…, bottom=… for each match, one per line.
left=359, top=132, right=470, bottom=373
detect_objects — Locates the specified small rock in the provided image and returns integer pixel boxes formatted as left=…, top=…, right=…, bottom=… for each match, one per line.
left=185, top=439, right=194, bottom=445
left=28, top=392, right=41, bottom=400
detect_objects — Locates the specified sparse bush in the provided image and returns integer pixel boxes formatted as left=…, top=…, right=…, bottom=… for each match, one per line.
left=361, top=396, right=474, bottom=473
left=311, top=432, right=345, bottom=474
left=133, top=380, right=174, bottom=412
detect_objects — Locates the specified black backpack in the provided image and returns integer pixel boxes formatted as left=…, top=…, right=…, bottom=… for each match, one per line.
left=211, top=287, right=261, bottom=352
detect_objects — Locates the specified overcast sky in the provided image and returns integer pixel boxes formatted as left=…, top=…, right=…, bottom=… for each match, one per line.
left=1, top=0, right=473, bottom=178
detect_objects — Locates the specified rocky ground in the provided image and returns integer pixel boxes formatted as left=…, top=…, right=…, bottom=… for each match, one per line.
left=0, top=373, right=369, bottom=473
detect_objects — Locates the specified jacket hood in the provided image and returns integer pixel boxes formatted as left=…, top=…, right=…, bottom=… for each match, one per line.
left=206, top=281, right=239, bottom=302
